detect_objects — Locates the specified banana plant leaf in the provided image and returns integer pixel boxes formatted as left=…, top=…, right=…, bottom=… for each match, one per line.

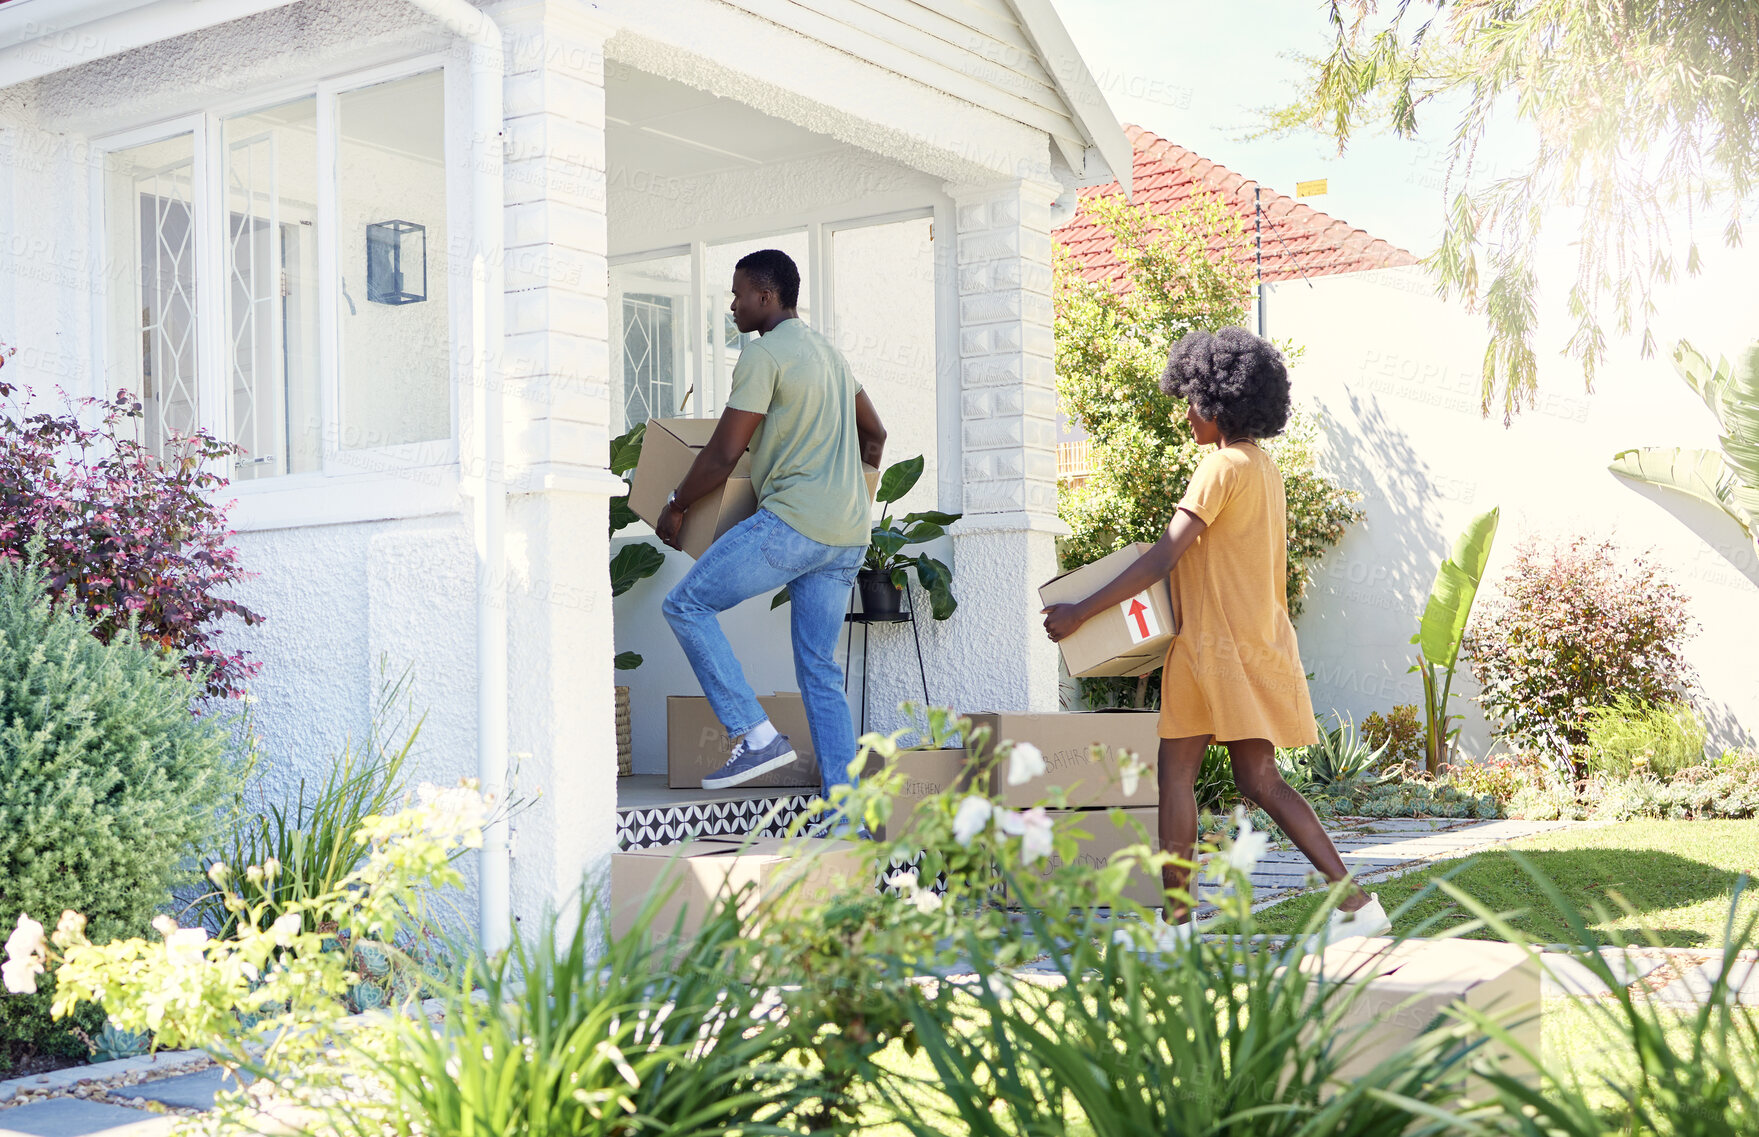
left=1610, top=447, right=1744, bottom=526
left=771, top=587, right=790, bottom=609
left=876, top=455, right=924, bottom=504
left=610, top=541, right=666, bottom=598
left=614, top=651, right=643, bottom=670
left=1413, top=506, right=1499, bottom=670
left=1663, top=342, right=1759, bottom=531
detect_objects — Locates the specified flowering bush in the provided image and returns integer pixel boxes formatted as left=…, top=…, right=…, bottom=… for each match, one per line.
left=0, top=348, right=261, bottom=698
left=1442, top=753, right=1544, bottom=803
left=1466, top=536, right=1696, bottom=764
left=0, top=559, right=234, bottom=1069
left=3, top=781, right=486, bottom=1089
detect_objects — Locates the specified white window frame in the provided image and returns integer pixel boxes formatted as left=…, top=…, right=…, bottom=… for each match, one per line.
left=90, top=52, right=462, bottom=530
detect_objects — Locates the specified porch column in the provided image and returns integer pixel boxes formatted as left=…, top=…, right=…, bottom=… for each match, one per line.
left=942, top=178, right=1066, bottom=715
left=492, top=0, right=622, bottom=928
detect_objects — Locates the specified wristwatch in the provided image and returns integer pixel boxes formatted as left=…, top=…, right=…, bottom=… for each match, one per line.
left=665, top=490, right=681, bottom=513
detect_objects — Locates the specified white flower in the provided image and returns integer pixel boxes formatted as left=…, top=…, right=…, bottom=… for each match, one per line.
left=206, top=862, right=230, bottom=886
left=263, top=858, right=282, bottom=880
left=951, top=796, right=994, bottom=846
left=887, top=870, right=920, bottom=895
left=910, top=890, right=943, bottom=915
left=1006, top=742, right=1046, bottom=787
left=1117, top=751, right=1147, bottom=798
left=156, top=921, right=209, bottom=966
left=417, top=781, right=490, bottom=846
left=54, top=911, right=85, bottom=945
left=1019, top=808, right=1055, bottom=864
left=269, top=914, right=303, bottom=947
left=1224, top=809, right=1271, bottom=877
left=2, top=955, right=43, bottom=994
left=4, top=915, right=45, bottom=965
left=995, top=808, right=1025, bottom=837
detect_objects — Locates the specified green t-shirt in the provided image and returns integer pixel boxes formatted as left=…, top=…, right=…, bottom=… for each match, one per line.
left=724, top=318, right=869, bottom=548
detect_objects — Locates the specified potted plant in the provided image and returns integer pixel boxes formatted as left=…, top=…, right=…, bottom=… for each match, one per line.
left=609, top=424, right=667, bottom=775
left=860, top=455, right=960, bottom=620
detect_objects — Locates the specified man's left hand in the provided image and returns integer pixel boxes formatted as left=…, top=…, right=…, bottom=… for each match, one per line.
left=656, top=501, right=685, bottom=550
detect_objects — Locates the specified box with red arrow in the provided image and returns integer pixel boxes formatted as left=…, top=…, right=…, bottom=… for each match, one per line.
left=1039, top=542, right=1177, bottom=678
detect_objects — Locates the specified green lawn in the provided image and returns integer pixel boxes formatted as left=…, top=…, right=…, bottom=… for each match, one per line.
left=1253, top=820, right=1759, bottom=947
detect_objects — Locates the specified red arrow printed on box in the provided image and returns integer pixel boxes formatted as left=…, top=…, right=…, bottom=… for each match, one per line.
left=1119, top=591, right=1161, bottom=643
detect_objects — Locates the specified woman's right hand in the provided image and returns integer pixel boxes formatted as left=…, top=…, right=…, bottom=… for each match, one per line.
left=1041, top=603, right=1087, bottom=643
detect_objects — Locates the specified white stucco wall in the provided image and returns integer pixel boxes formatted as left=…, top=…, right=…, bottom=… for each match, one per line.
left=1272, top=262, right=1759, bottom=755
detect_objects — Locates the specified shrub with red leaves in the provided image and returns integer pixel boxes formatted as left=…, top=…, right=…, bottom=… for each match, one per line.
left=1465, top=535, right=1696, bottom=764
left=0, top=343, right=262, bottom=698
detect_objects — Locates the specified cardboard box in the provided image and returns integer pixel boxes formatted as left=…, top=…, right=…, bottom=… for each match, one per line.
left=1297, top=937, right=1542, bottom=1096
left=667, top=693, right=819, bottom=789
left=610, top=835, right=861, bottom=941
left=1039, top=543, right=1177, bottom=677
left=629, top=417, right=881, bottom=560
left=1011, top=807, right=1167, bottom=908
left=965, top=711, right=1161, bottom=808
left=629, top=418, right=756, bottom=560
left=857, top=747, right=976, bottom=839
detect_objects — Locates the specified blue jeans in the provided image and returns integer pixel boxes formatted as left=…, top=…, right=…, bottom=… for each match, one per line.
left=662, top=509, right=866, bottom=792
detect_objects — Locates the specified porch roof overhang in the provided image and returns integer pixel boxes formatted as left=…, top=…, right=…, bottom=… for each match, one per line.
left=0, top=0, right=1130, bottom=197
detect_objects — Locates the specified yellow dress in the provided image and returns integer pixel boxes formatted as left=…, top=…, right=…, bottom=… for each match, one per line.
left=1158, top=441, right=1319, bottom=746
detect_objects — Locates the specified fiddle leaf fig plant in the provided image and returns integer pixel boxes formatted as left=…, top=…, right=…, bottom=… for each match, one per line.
left=867, top=455, right=961, bottom=620
left=770, top=454, right=962, bottom=620
left=609, top=424, right=666, bottom=670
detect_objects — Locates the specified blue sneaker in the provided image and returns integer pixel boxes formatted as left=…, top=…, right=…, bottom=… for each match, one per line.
left=702, top=733, right=799, bottom=790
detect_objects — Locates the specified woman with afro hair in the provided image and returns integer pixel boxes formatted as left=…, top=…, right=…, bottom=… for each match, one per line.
left=1043, top=327, right=1387, bottom=948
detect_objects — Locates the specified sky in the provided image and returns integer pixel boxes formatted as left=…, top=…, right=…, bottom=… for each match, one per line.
left=1053, top=0, right=1759, bottom=376
left=1054, top=0, right=1497, bottom=257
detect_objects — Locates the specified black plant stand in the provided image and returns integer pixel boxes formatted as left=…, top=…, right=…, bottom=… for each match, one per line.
left=843, top=587, right=932, bottom=737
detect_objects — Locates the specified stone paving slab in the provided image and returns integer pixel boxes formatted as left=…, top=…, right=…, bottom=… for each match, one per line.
left=133, top=1069, right=252, bottom=1112
left=0, top=1099, right=170, bottom=1137
left=1654, top=956, right=1759, bottom=1006
left=1539, top=950, right=1668, bottom=997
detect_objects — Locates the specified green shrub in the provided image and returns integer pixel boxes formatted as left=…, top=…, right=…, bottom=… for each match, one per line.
left=1284, top=712, right=1392, bottom=799
left=1466, top=536, right=1696, bottom=762
left=1582, top=696, right=1708, bottom=779
left=0, top=560, right=233, bottom=1069
left=1442, top=753, right=1543, bottom=803
left=1361, top=703, right=1425, bottom=770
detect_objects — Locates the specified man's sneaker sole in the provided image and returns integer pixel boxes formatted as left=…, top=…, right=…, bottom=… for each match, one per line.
left=702, top=747, right=799, bottom=790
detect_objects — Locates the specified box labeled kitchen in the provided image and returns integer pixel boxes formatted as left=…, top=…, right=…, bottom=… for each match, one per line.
left=965, top=710, right=1161, bottom=808
left=1039, top=543, right=1177, bottom=677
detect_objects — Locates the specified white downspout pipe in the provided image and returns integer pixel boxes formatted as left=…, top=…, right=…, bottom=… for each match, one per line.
left=401, top=0, right=510, bottom=952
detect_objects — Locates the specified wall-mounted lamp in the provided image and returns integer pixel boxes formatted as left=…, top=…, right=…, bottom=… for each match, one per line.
left=366, top=219, right=426, bottom=305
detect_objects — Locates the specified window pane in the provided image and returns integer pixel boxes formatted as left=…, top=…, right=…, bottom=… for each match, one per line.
left=104, top=133, right=198, bottom=460
left=831, top=217, right=936, bottom=511
left=224, top=97, right=320, bottom=480
left=610, top=253, right=691, bottom=433
left=337, top=70, right=449, bottom=452
left=704, top=232, right=809, bottom=417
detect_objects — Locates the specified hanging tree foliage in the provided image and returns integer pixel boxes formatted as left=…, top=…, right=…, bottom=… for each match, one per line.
left=1266, top=1, right=1759, bottom=423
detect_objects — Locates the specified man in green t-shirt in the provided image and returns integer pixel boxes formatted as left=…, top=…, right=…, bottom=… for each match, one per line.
left=657, top=249, right=887, bottom=797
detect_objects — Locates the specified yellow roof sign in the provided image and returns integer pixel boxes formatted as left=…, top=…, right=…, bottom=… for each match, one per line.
left=1295, top=178, right=1328, bottom=198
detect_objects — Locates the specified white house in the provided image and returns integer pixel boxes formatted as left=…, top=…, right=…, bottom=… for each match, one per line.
left=1056, top=128, right=1759, bottom=757
left=0, top=0, right=1131, bottom=938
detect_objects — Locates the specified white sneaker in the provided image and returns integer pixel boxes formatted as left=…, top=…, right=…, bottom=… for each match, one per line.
left=1300, top=894, right=1390, bottom=954
left=1152, top=915, right=1195, bottom=951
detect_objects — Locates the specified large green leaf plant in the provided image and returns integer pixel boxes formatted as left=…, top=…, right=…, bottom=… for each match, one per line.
left=1612, top=341, right=1759, bottom=562
left=864, top=455, right=961, bottom=620
left=609, top=424, right=666, bottom=671
left=1410, top=506, right=1499, bottom=775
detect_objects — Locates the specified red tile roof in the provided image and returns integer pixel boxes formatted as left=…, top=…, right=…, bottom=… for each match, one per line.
left=1057, top=125, right=1417, bottom=286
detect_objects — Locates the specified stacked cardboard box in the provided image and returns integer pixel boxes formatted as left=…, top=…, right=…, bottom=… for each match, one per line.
left=609, top=834, right=861, bottom=940
left=857, top=746, right=974, bottom=839
left=667, top=693, right=818, bottom=789
left=1295, top=937, right=1542, bottom=1097
left=966, top=710, right=1161, bottom=807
